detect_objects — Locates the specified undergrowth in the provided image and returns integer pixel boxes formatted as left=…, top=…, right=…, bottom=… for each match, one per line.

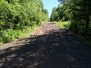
left=56, top=21, right=71, bottom=30
left=0, top=22, right=45, bottom=44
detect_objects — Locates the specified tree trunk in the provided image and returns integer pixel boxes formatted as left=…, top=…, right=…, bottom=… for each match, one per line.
left=84, top=16, right=90, bottom=37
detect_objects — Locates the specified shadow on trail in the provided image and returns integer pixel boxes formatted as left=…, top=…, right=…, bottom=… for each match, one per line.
left=0, top=29, right=91, bottom=68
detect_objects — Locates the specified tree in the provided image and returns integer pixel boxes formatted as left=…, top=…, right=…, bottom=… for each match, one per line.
left=0, top=0, right=49, bottom=43
left=57, top=0, right=91, bottom=37
left=50, top=3, right=69, bottom=21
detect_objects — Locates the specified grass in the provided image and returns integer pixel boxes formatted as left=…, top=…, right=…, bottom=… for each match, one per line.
left=0, top=26, right=39, bottom=44
left=0, top=21, right=45, bottom=45
left=18, top=25, right=39, bottom=38
left=55, top=21, right=91, bottom=46
left=18, top=21, right=45, bottom=38
left=56, top=21, right=71, bottom=30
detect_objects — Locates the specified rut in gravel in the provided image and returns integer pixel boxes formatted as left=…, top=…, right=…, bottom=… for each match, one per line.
left=0, top=22, right=91, bottom=68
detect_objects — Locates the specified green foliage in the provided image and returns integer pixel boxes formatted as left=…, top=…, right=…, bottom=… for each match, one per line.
left=0, top=29, right=15, bottom=42
left=56, top=21, right=70, bottom=29
left=68, top=0, right=91, bottom=36
left=0, top=25, right=40, bottom=43
left=0, top=0, right=49, bottom=43
left=50, top=3, right=70, bottom=21
left=54, top=0, right=91, bottom=40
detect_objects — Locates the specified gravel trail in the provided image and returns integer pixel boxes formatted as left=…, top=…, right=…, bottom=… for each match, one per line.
left=0, top=22, right=91, bottom=68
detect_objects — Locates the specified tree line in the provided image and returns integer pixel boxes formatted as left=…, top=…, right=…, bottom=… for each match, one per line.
left=0, top=0, right=49, bottom=43
left=50, top=0, right=91, bottom=40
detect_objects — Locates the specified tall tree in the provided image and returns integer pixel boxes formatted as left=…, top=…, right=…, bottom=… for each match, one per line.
left=58, top=0, right=91, bottom=36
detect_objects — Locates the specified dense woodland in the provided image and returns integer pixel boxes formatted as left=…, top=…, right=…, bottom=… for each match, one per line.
left=50, top=0, right=91, bottom=40
left=1, top=0, right=91, bottom=43
left=0, top=0, right=49, bottom=43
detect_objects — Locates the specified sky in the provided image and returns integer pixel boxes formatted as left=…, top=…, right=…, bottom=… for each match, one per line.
left=41, top=0, right=59, bottom=17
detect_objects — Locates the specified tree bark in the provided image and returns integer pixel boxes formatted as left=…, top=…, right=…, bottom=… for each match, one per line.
left=84, top=15, right=90, bottom=37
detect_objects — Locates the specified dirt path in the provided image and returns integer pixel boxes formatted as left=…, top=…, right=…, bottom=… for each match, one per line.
left=0, top=22, right=91, bottom=68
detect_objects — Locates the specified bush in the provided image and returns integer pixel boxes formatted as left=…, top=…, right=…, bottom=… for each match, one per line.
left=56, top=21, right=71, bottom=29
left=1, top=29, right=15, bottom=42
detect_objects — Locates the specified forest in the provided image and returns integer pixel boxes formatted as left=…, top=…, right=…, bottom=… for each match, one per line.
left=0, top=0, right=91, bottom=43
left=0, top=0, right=49, bottom=43
left=50, top=0, right=91, bottom=41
